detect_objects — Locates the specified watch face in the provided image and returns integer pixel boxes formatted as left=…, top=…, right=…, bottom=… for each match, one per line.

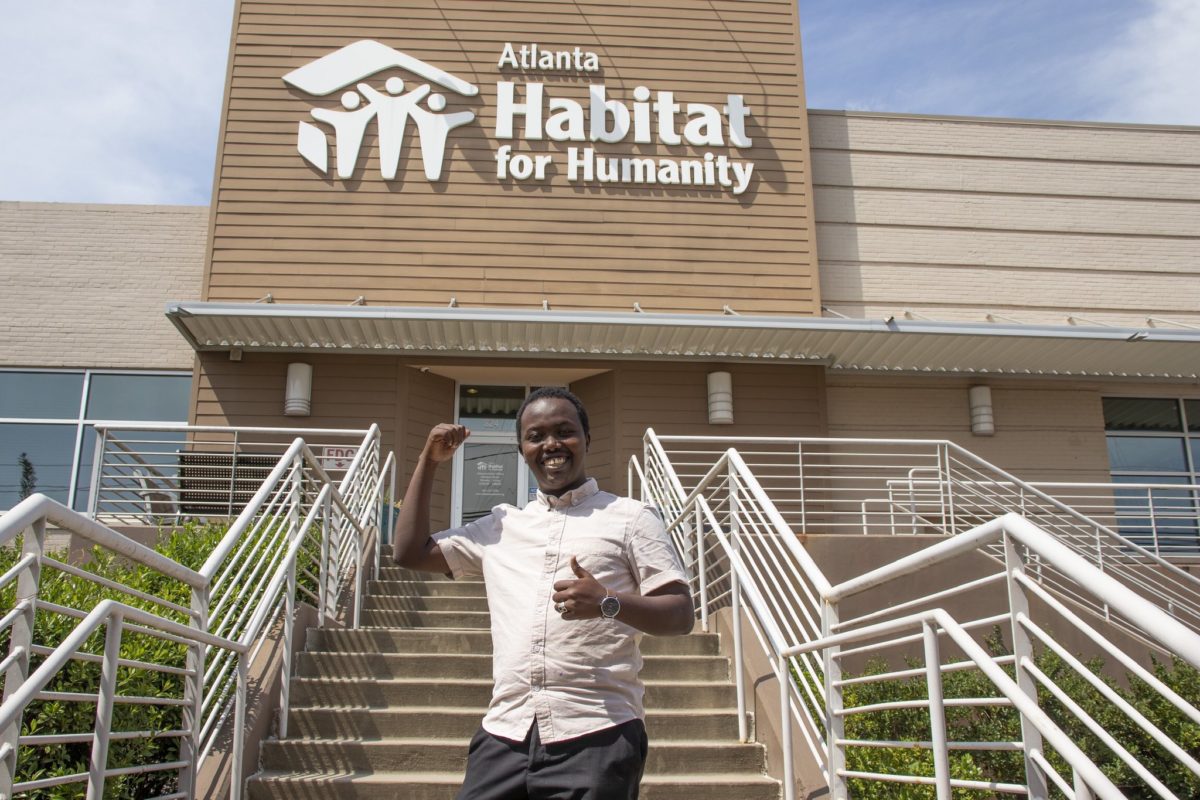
left=600, top=595, right=621, bottom=618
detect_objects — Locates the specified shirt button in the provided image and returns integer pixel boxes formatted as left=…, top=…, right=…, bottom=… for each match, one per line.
left=531, top=684, right=542, bottom=693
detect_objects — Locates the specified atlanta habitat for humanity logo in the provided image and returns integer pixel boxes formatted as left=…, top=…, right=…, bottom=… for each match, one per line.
left=283, top=40, right=479, bottom=182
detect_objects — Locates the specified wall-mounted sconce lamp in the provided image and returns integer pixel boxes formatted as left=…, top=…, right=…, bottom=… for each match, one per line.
left=285, top=363, right=313, bottom=416
left=969, top=385, right=994, bottom=436
left=707, top=371, right=734, bottom=425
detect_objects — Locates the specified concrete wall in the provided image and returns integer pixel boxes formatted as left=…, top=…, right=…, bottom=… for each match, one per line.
left=809, top=111, right=1200, bottom=329
left=0, top=202, right=206, bottom=369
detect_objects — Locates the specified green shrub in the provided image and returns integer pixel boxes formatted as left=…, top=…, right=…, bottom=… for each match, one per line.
left=1, top=521, right=227, bottom=799
left=838, top=628, right=1200, bottom=798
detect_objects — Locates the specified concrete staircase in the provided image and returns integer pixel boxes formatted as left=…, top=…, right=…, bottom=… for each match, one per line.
left=247, top=564, right=781, bottom=799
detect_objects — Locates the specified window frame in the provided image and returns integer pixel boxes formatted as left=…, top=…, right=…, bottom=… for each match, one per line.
left=0, top=367, right=192, bottom=511
left=1103, top=395, right=1200, bottom=550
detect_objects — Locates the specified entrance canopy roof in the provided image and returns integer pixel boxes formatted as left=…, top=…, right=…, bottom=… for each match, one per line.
left=166, top=302, right=1200, bottom=379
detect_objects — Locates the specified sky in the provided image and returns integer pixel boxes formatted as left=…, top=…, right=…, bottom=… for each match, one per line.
left=1, top=0, right=1197, bottom=206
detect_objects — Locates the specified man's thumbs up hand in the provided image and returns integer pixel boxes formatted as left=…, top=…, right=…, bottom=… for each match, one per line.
left=552, top=556, right=607, bottom=619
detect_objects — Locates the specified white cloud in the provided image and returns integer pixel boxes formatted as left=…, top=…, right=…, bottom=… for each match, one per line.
left=1086, top=0, right=1200, bottom=124
left=0, top=2, right=234, bottom=204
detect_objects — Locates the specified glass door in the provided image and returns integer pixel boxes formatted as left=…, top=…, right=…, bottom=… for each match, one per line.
left=452, top=384, right=537, bottom=526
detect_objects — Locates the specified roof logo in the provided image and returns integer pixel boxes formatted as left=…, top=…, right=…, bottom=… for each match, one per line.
left=283, top=40, right=478, bottom=182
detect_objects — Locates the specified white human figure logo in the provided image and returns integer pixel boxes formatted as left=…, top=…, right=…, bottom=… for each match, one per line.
left=410, top=92, right=477, bottom=180
left=308, top=88, right=378, bottom=179
left=283, top=40, right=479, bottom=184
left=356, top=78, right=431, bottom=180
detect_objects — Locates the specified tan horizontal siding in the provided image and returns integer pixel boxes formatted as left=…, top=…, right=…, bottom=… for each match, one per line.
left=815, top=187, right=1200, bottom=238
left=204, top=0, right=819, bottom=316
left=809, top=111, right=1200, bottom=165
left=823, top=375, right=1142, bottom=483
left=819, top=263, right=1200, bottom=316
left=811, top=150, right=1200, bottom=201
left=817, top=224, right=1200, bottom=273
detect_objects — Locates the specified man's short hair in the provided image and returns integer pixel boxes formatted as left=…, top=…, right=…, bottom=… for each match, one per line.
left=517, top=387, right=590, bottom=440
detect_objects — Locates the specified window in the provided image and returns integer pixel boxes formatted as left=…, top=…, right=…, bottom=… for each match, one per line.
left=1103, top=397, right=1200, bottom=552
left=0, top=370, right=191, bottom=512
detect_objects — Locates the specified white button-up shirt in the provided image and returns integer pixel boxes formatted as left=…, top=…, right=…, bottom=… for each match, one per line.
left=433, top=478, right=689, bottom=744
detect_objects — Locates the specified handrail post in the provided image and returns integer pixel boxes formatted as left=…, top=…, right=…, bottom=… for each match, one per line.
left=695, top=503, right=709, bottom=633
left=729, top=461, right=748, bottom=743
left=779, top=654, right=796, bottom=800
left=942, top=443, right=957, bottom=535
left=86, top=612, right=123, bottom=800
left=279, top=553, right=297, bottom=740
left=88, top=427, right=108, bottom=519
left=797, top=442, right=806, bottom=532
left=823, top=599, right=847, bottom=800
left=1148, top=488, right=1160, bottom=557
left=1003, top=529, right=1048, bottom=798
left=0, top=517, right=44, bottom=796
left=181, top=584, right=209, bottom=798
left=230, top=652, right=248, bottom=800
left=319, top=489, right=333, bottom=625
left=923, top=620, right=952, bottom=800
left=228, top=430, right=240, bottom=517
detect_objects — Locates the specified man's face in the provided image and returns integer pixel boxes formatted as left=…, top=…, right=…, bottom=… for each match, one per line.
left=519, top=397, right=589, bottom=497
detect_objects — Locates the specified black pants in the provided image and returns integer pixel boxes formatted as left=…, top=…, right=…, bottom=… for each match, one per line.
left=456, top=719, right=648, bottom=800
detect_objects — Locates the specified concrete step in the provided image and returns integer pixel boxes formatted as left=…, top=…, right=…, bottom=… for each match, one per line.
left=289, top=678, right=736, bottom=710
left=294, top=652, right=729, bottom=682
left=261, top=738, right=766, bottom=775
left=362, top=595, right=490, bottom=613
left=376, top=567, right=464, bottom=583
left=246, top=770, right=781, bottom=800
left=367, top=580, right=487, bottom=598
left=359, top=609, right=490, bottom=629
left=306, top=628, right=722, bottom=657
left=286, top=707, right=749, bottom=742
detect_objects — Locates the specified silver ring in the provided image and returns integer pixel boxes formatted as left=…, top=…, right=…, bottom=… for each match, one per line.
left=555, top=603, right=566, bottom=614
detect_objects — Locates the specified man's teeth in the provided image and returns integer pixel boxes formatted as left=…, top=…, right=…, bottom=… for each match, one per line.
left=545, top=455, right=567, bottom=467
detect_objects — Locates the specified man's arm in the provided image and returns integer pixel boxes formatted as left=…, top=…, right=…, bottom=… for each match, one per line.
left=553, top=557, right=695, bottom=636
left=392, top=423, right=468, bottom=573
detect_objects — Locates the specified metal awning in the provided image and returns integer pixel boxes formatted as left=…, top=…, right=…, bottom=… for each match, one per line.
left=166, top=302, right=1200, bottom=379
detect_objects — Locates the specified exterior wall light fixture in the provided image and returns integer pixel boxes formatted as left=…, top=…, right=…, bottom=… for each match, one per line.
left=707, top=371, right=734, bottom=425
left=285, top=363, right=313, bottom=416
left=968, top=385, right=995, bottom=436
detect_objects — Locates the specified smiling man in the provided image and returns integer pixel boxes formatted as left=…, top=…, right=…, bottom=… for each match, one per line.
left=392, top=386, right=694, bottom=800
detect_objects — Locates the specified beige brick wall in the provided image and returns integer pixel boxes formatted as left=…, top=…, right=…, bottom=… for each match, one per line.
left=0, top=202, right=207, bottom=369
left=809, top=111, right=1200, bottom=328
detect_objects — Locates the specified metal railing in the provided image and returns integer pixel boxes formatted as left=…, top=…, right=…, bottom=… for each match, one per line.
left=899, top=478, right=1199, bottom=560
left=633, top=430, right=1200, bottom=800
left=86, top=424, right=375, bottom=526
left=0, top=424, right=396, bottom=799
left=649, top=435, right=1200, bottom=641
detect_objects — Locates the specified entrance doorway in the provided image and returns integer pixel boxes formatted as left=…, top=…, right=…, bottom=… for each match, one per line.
left=451, top=384, right=538, bottom=526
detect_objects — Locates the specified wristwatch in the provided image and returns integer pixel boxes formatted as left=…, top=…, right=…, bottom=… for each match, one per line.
left=599, top=590, right=621, bottom=619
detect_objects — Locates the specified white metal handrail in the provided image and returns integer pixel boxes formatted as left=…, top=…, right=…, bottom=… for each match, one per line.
left=633, top=430, right=1200, bottom=800
left=881, top=477, right=1200, bottom=558
left=86, top=423, right=373, bottom=525
left=650, top=434, right=1200, bottom=640
left=0, top=424, right=396, bottom=799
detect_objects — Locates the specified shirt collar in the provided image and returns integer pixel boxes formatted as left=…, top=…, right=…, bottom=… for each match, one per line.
left=537, top=478, right=598, bottom=510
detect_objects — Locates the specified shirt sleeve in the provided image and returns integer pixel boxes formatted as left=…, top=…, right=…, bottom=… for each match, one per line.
left=627, top=505, right=690, bottom=596
left=432, top=512, right=501, bottom=580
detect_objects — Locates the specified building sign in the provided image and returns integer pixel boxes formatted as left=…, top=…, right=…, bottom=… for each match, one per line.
left=209, top=0, right=821, bottom=318
left=320, top=445, right=356, bottom=473
left=283, top=40, right=479, bottom=182
left=284, top=40, right=756, bottom=196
